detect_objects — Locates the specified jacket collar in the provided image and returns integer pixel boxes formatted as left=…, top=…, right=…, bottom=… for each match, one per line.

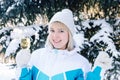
left=46, top=47, right=79, bottom=56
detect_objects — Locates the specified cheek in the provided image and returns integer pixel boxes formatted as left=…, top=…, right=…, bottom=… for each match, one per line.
left=62, top=34, right=69, bottom=42
left=48, top=35, right=53, bottom=42
left=48, top=34, right=56, bottom=45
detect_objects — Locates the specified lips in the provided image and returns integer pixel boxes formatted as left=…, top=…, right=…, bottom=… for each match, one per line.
left=53, top=40, right=61, bottom=43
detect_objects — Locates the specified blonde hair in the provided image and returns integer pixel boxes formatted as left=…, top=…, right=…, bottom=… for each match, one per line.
left=45, top=21, right=75, bottom=51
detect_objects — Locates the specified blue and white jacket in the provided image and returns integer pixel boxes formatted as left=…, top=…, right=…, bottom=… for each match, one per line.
left=18, top=48, right=100, bottom=80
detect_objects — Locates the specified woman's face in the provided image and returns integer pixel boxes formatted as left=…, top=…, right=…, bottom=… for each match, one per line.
left=49, top=22, right=69, bottom=50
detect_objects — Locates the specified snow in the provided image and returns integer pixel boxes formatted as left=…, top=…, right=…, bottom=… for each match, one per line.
left=0, top=19, right=119, bottom=79
left=5, top=39, right=20, bottom=57
left=0, top=63, right=16, bottom=80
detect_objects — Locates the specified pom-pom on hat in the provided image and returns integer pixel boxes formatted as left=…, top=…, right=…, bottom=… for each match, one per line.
left=49, top=9, right=75, bottom=35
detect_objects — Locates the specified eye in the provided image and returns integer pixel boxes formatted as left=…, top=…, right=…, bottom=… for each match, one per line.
left=60, top=30, right=64, bottom=33
left=59, top=29, right=65, bottom=33
left=50, top=29, right=55, bottom=33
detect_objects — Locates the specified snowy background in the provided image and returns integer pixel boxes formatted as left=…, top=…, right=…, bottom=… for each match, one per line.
left=0, top=63, right=16, bottom=80
left=0, top=0, right=120, bottom=80
left=0, top=19, right=120, bottom=80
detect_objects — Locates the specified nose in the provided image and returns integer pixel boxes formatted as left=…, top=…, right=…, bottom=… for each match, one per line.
left=53, top=32, right=59, bottom=38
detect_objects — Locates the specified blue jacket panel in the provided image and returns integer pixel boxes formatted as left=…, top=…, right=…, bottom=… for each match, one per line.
left=19, top=66, right=84, bottom=80
left=86, top=66, right=101, bottom=80
left=19, top=68, right=32, bottom=80
left=18, top=48, right=93, bottom=80
left=19, top=66, right=101, bottom=80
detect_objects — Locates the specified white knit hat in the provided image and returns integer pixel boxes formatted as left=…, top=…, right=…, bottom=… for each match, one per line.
left=49, top=9, right=75, bottom=35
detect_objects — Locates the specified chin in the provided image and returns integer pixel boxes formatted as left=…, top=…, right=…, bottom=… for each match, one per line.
left=53, top=46, right=61, bottom=49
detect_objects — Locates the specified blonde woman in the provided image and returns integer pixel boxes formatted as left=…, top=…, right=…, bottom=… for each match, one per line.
left=16, top=9, right=101, bottom=80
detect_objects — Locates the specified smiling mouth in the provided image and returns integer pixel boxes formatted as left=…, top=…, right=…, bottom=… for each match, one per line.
left=53, top=40, right=61, bottom=43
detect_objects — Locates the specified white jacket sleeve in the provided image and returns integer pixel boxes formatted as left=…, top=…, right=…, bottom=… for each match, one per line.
left=16, top=49, right=31, bottom=67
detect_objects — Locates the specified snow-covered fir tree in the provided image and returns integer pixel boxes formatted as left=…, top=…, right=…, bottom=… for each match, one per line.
left=0, top=0, right=120, bottom=79
left=0, top=19, right=119, bottom=80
